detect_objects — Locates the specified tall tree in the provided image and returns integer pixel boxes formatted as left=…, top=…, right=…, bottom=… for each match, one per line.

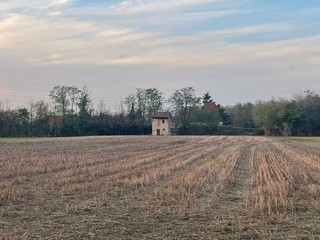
left=195, top=91, right=221, bottom=130
left=136, top=88, right=147, bottom=126
left=125, top=88, right=163, bottom=132
left=202, top=92, right=212, bottom=103
left=281, top=100, right=304, bottom=135
left=145, top=88, right=163, bottom=119
left=49, top=85, right=70, bottom=117
left=169, top=87, right=200, bottom=133
left=49, top=85, right=83, bottom=135
left=296, top=90, right=320, bottom=135
left=253, top=100, right=284, bottom=135
left=226, top=103, right=255, bottom=128
left=0, top=110, right=21, bottom=136
left=77, top=86, right=93, bottom=135
left=17, top=107, right=30, bottom=136
left=218, top=106, right=231, bottom=125
left=32, top=100, right=50, bottom=136
left=67, top=86, right=81, bottom=115
left=125, top=93, right=137, bottom=123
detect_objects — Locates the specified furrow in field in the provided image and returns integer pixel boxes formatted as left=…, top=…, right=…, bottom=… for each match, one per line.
left=171, top=142, right=258, bottom=239
left=249, top=144, right=295, bottom=215
left=1, top=137, right=220, bottom=202
left=0, top=137, right=190, bottom=201
left=215, top=143, right=255, bottom=212
left=152, top=143, right=243, bottom=216
left=271, top=141, right=320, bottom=171
left=52, top=140, right=192, bottom=178
left=55, top=136, right=241, bottom=193
left=56, top=143, right=215, bottom=193
left=0, top=137, right=191, bottom=179
left=0, top=140, right=140, bottom=177
left=247, top=142, right=320, bottom=216
left=113, top=143, right=219, bottom=188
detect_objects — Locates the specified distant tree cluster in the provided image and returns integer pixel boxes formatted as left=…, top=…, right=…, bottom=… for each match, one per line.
left=0, top=87, right=319, bottom=137
left=252, top=91, right=320, bottom=136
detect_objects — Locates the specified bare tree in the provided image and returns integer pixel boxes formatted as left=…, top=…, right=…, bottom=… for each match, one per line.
left=169, top=87, right=200, bottom=133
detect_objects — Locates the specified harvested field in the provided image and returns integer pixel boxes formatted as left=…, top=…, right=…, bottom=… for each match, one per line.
left=0, top=136, right=319, bottom=239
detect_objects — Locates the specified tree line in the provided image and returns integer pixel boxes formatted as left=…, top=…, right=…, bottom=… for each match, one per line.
left=0, top=86, right=319, bottom=137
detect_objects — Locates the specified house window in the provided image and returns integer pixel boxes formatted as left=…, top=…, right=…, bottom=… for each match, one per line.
left=162, top=119, right=165, bottom=124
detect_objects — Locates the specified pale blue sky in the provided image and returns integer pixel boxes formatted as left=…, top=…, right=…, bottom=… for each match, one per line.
left=0, top=0, right=319, bottom=110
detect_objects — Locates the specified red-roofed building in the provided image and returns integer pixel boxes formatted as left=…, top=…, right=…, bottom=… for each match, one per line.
left=151, top=112, right=173, bottom=136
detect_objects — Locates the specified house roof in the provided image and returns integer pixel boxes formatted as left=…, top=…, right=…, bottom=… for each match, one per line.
left=151, top=112, right=172, bottom=119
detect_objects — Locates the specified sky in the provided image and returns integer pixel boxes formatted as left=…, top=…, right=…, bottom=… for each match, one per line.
left=0, top=0, right=320, bottom=111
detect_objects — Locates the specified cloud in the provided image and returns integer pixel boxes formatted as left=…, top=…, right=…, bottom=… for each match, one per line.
left=0, top=13, right=160, bottom=65
left=0, top=0, right=72, bottom=10
left=111, top=0, right=227, bottom=15
left=64, top=0, right=245, bottom=31
left=74, top=7, right=244, bottom=26
left=0, top=0, right=318, bottom=69
left=0, top=10, right=317, bottom=68
left=163, top=35, right=320, bottom=67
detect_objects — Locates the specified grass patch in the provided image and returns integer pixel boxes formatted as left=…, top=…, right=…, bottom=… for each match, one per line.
left=0, top=137, right=47, bottom=143
left=288, top=137, right=320, bottom=142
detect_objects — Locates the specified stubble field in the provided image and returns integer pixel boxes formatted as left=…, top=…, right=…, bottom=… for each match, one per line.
left=0, top=136, right=319, bottom=239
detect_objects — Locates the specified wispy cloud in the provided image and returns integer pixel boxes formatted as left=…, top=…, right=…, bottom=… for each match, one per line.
left=0, top=0, right=72, bottom=12
left=0, top=0, right=318, bottom=68
left=111, top=0, right=227, bottom=15
left=0, top=8, right=313, bottom=67
left=65, top=0, right=245, bottom=31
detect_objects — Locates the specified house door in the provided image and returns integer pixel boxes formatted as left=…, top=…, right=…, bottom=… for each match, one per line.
left=157, top=129, right=161, bottom=136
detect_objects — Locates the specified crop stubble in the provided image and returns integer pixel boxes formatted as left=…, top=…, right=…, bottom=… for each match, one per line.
left=0, top=136, right=319, bottom=239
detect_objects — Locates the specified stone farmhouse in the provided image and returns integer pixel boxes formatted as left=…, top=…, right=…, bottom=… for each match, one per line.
left=151, top=112, right=173, bottom=136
